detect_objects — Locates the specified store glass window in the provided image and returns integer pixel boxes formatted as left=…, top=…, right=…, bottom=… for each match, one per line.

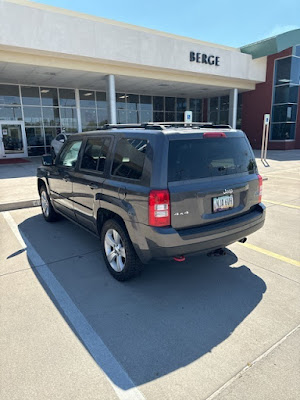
left=165, top=112, right=175, bottom=121
left=0, top=84, right=20, bottom=105
left=153, top=96, right=164, bottom=111
left=209, top=97, right=219, bottom=123
left=210, top=97, right=219, bottom=110
left=127, top=94, right=139, bottom=110
left=23, top=106, right=42, bottom=126
left=26, top=127, right=44, bottom=147
left=127, top=110, right=138, bottom=123
left=60, top=107, right=78, bottom=132
left=97, top=108, right=108, bottom=126
left=274, top=85, right=298, bottom=104
left=165, top=97, right=175, bottom=112
left=96, top=92, right=106, bottom=108
left=42, top=107, right=60, bottom=126
left=116, top=93, right=126, bottom=109
left=45, top=127, right=60, bottom=145
left=236, top=94, right=243, bottom=129
left=275, top=57, right=292, bottom=85
left=271, top=123, right=295, bottom=140
left=59, top=88, right=76, bottom=107
left=27, top=146, right=45, bottom=156
left=81, top=108, right=97, bottom=131
left=41, top=88, right=59, bottom=106
left=190, top=98, right=203, bottom=122
left=140, top=110, right=152, bottom=122
left=209, top=96, right=230, bottom=125
left=140, top=96, right=152, bottom=111
left=220, top=95, right=229, bottom=110
left=80, top=90, right=96, bottom=108
left=0, top=106, right=22, bottom=120
left=190, top=98, right=202, bottom=112
left=153, top=111, right=164, bottom=122
left=290, top=57, right=300, bottom=85
left=176, top=112, right=184, bottom=122
left=272, top=104, right=297, bottom=123
left=21, top=86, right=40, bottom=106
left=117, top=109, right=127, bottom=124
left=176, top=98, right=186, bottom=112
left=271, top=56, right=300, bottom=141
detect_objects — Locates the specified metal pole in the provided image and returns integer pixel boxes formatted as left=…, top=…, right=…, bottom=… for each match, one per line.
left=75, top=89, right=82, bottom=133
left=261, top=123, right=266, bottom=162
left=229, top=88, right=238, bottom=129
left=263, top=121, right=270, bottom=161
left=106, top=75, right=117, bottom=124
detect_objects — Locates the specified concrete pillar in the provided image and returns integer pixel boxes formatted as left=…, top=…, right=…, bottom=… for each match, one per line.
left=229, top=88, right=238, bottom=129
left=75, top=88, right=82, bottom=133
left=106, top=75, right=117, bottom=124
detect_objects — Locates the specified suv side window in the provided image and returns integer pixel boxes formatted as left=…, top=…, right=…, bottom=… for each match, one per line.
left=111, top=138, right=148, bottom=180
left=80, top=137, right=111, bottom=173
left=57, top=140, right=82, bottom=167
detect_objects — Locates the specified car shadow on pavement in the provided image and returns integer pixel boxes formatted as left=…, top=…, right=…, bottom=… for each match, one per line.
left=18, top=214, right=267, bottom=390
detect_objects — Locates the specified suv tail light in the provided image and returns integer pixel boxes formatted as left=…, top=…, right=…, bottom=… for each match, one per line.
left=203, top=132, right=226, bottom=138
left=149, top=190, right=170, bottom=227
left=258, top=174, right=263, bottom=202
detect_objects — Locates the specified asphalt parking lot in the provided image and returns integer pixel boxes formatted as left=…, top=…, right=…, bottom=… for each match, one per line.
left=1, top=153, right=300, bottom=400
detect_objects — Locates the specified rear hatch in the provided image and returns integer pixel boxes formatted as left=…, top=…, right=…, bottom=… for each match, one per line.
left=167, top=131, right=260, bottom=230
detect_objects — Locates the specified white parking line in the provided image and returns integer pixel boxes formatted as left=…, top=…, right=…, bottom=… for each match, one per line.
left=3, top=211, right=145, bottom=400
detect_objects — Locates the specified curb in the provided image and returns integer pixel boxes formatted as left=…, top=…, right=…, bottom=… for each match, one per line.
left=0, top=199, right=40, bottom=212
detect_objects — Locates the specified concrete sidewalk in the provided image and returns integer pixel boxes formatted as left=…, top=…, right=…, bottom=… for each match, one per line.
left=0, top=157, right=41, bottom=211
left=0, top=151, right=299, bottom=212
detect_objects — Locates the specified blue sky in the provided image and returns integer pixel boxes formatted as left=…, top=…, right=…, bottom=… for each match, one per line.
left=34, top=0, right=300, bottom=47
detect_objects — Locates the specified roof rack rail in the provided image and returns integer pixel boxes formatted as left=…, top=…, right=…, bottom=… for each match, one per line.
left=154, top=122, right=232, bottom=129
left=97, top=122, right=232, bottom=130
left=98, top=123, right=162, bottom=130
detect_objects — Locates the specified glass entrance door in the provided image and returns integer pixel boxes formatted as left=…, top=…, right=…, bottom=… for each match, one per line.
left=0, top=121, right=27, bottom=158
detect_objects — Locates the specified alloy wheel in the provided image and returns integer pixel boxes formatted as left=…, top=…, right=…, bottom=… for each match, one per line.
left=104, top=229, right=126, bottom=272
left=41, top=190, right=49, bottom=218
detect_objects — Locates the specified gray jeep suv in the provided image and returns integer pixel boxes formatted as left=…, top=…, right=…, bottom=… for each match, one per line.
left=37, top=123, right=265, bottom=281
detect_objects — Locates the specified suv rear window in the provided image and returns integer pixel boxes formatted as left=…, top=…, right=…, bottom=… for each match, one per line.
left=168, top=137, right=256, bottom=182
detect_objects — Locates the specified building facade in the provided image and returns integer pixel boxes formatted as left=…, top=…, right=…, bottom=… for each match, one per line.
left=0, top=0, right=299, bottom=158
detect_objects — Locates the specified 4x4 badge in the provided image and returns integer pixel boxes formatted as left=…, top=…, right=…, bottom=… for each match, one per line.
left=223, top=189, right=233, bottom=195
left=174, top=211, right=189, bottom=216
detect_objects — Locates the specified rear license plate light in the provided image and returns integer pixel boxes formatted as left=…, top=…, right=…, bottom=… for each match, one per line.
left=213, top=195, right=234, bottom=213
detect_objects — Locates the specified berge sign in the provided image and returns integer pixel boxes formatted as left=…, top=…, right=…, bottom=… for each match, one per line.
left=190, top=51, right=220, bottom=66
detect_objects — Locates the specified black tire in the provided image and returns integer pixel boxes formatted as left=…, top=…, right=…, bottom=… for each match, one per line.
left=100, top=219, right=143, bottom=281
left=40, top=185, right=59, bottom=222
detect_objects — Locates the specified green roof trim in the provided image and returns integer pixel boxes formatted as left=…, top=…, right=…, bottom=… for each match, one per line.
left=240, top=29, right=300, bottom=59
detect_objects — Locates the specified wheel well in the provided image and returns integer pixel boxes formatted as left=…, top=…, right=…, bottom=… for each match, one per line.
left=97, top=208, right=126, bottom=235
left=37, top=179, right=46, bottom=194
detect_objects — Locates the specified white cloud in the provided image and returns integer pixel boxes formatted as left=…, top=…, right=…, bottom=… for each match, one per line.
left=266, top=24, right=299, bottom=38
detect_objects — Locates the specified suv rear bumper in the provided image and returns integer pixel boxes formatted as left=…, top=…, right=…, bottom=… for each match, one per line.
left=129, top=204, right=266, bottom=263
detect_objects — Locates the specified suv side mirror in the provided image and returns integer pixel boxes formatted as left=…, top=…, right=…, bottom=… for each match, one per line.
left=42, top=154, right=54, bottom=166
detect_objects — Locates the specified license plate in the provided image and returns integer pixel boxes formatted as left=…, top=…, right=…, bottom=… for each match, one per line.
left=213, top=195, right=234, bottom=212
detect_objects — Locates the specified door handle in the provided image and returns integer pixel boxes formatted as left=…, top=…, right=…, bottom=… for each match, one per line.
left=118, top=186, right=127, bottom=200
left=89, top=183, right=100, bottom=190
left=63, top=174, right=70, bottom=182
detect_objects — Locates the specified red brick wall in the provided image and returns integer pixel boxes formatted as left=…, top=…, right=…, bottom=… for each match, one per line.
left=241, top=47, right=295, bottom=150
